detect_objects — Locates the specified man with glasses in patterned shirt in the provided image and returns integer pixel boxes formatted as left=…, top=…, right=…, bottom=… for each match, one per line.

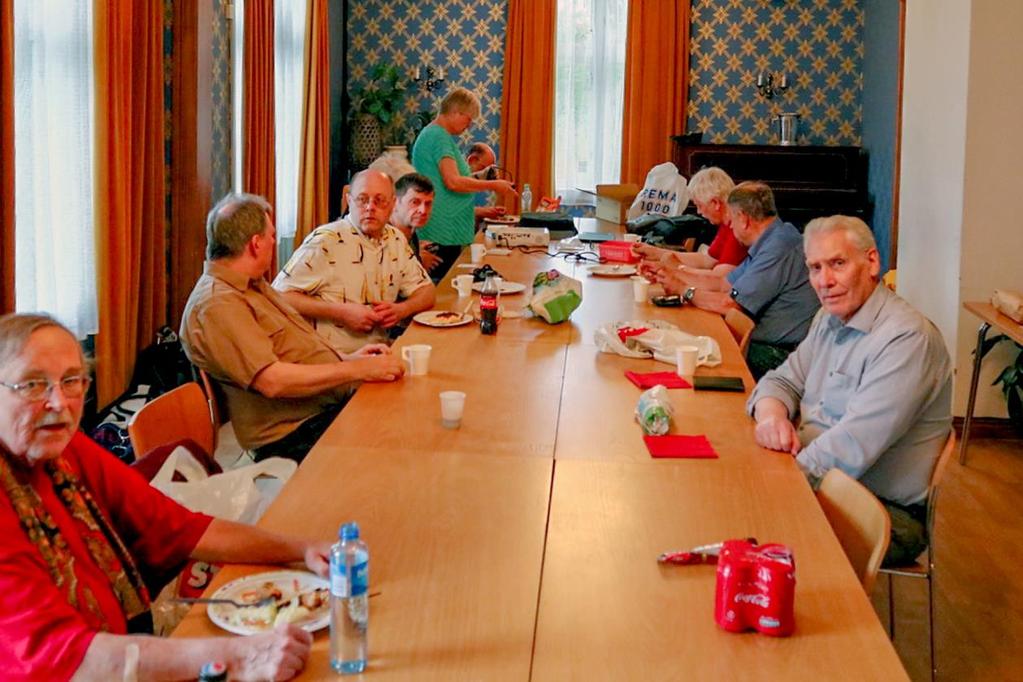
left=273, top=170, right=436, bottom=354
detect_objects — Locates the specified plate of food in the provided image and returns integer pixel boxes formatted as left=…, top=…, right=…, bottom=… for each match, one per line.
left=413, top=310, right=474, bottom=327
left=588, top=264, right=637, bottom=277
left=484, top=214, right=520, bottom=225
left=207, top=570, right=330, bottom=636
left=471, top=280, right=528, bottom=295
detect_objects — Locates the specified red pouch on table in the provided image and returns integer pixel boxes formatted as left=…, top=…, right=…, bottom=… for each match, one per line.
left=714, top=539, right=796, bottom=637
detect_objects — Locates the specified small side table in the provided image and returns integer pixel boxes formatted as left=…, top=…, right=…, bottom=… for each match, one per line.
left=960, top=301, right=1023, bottom=464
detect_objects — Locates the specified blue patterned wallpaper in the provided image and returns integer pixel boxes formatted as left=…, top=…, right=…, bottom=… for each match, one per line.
left=346, top=0, right=508, bottom=158
left=210, top=0, right=233, bottom=201
left=687, top=0, right=864, bottom=146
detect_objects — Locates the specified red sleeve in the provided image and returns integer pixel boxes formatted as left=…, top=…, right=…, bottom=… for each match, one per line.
left=0, top=496, right=97, bottom=681
left=706, top=224, right=748, bottom=266
left=68, top=433, right=214, bottom=580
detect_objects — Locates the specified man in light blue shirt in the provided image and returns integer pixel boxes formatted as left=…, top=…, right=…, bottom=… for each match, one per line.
left=748, top=215, right=952, bottom=564
left=648, top=182, right=820, bottom=378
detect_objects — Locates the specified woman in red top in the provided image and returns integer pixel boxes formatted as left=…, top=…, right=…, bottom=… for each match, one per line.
left=634, top=166, right=748, bottom=276
left=0, top=314, right=330, bottom=681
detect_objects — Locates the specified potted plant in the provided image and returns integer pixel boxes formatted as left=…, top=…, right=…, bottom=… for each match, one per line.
left=350, top=64, right=406, bottom=167
left=978, top=335, right=1023, bottom=434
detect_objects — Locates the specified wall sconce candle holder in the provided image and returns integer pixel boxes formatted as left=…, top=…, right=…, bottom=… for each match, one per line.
left=755, top=71, right=788, bottom=100
left=413, top=66, right=445, bottom=92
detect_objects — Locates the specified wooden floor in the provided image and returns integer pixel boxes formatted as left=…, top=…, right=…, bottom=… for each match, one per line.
left=870, top=437, right=1023, bottom=681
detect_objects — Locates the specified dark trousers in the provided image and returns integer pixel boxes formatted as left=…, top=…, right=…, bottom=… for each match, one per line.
left=252, top=405, right=343, bottom=463
left=746, top=341, right=797, bottom=380
left=880, top=499, right=929, bottom=567
left=429, top=244, right=465, bottom=283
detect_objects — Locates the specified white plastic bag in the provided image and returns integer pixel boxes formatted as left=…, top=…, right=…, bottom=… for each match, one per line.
left=150, top=446, right=296, bottom=524
left=594, top=320, right=722, bottom=367
left=627, top=162, right=690, bottom=220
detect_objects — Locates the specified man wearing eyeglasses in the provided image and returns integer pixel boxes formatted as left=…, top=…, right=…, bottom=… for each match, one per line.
left=0, top=313, right=334, bottom=680
left=272, top=170, right=436, bottom=354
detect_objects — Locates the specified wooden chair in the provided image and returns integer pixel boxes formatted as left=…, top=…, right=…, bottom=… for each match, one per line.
left=816, top=469, right=891, bottom=595
left=340, top=183, right=350, bottom=216
left=882, top=269, right=897, bottom=291
left=196, top=368, right=223, bottom=452
left=880, top=430, right=956, bottom=681
left=724, top=308, right=755, bottom=356
left=127, top=382, right=216, bottom=462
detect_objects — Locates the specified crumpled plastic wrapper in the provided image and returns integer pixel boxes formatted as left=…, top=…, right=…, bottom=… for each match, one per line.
left=992, top=289, right=1023, bottom=323
left=529, top=270, right=582, bottom=324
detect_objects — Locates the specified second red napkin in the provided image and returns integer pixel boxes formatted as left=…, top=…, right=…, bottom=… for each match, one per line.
left=643, top=434, right=719, bottom=459
left=625, top=371, right=692, bottom=390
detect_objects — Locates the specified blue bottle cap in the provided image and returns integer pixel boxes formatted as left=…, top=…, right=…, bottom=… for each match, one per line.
left=340, top=521, right=360, bottom=541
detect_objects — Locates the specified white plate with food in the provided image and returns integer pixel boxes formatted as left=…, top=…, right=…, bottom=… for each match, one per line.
left=471, top=280, right=528, bottom=295
left=207, top=570, right=330, bottom=636
left=484, top=215, right=520, bottom=224
left=587, top=264, right=637, bottom=277
left=412, top=310, right=474, bottom=327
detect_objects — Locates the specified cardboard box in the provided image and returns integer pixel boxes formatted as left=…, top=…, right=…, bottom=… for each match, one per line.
left=595, top=183, right=640, bottom=225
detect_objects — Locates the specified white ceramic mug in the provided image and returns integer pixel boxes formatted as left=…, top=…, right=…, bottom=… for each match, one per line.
left=631, top=275, right=650, bottom=304
left=451, top=274, right=475, bottom=297
left=439, top=390, right=466, bottom=428
left=402, top=344, right=432, bottom=376
left=676, top=345, right=699, bottom=378
left=470, top=243, right=487, bottom=264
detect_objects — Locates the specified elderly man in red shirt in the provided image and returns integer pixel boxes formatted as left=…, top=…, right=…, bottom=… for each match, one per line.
left=0, top=313, right=331, bottom=681
left=632, top=166, right=748, bottom=275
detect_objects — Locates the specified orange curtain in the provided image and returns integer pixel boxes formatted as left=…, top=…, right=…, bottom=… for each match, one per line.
left=1, top=0, right=14, bottom=313
left=243, top=0, right=276, bottom=272
left=93, top=0, right=167, bottom=407
left=499, top=0, right=556, bottom=205
left=619, top=0, right=690, bottom=186
left=295, top=0, right=329, bottom=247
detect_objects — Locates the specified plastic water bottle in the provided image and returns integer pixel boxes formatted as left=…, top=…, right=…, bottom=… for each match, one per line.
left=330, top=521, right=369, bottom=674
left=521, top=183, right=533, bottom=214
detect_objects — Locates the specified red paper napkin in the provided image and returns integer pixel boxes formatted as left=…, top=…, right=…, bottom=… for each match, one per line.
left=625, top=371, right=692, bottom=389
left=643, top=435, right=719, bottom=459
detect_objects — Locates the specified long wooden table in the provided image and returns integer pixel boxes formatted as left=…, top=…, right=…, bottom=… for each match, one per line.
left=174, top=225, right=907, bottom=680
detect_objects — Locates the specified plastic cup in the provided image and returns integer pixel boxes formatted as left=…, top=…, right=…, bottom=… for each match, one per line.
left=451, top=274, right=474, bottom=297
left=676, top=345, right=699, bottom=378
left=631, top=275, right=650, bottom=304
left=622, top=233, right=641, bottom=243
left=401, top=344, right=432, bottom=376
left=470, top=243, right=486, bottom=264
left=439, top=391, right=466, bottom=429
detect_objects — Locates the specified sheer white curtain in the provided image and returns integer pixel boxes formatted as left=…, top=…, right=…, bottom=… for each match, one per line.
left=274, top=0, right=307, bottom=250
left=554, top=0, right=629, bottom=205
left=13, top=0, right=97, bottom=338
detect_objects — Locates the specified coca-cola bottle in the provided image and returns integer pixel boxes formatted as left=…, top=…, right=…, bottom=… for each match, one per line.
left=479, top=275, right=500, bottom=335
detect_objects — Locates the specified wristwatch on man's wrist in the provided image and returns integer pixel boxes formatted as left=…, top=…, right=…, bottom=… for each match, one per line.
left=683, top=286, right=697, bottom=304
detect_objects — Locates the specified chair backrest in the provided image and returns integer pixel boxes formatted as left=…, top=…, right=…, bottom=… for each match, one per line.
left=925, top=430, right=956, bottom=537
left=882, top=269, right=897, bottom=291
left=340, top=183, right=351, bottom=216
left=196, top=367, right=224, bottom=451
left=817, top=469, right=892, bottom=594
left=724, top=308, right=755, bottom=356
left=127, top=382, right=216, bottom=460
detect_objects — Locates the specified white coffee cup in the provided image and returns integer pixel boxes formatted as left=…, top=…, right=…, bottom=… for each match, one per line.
left=622, top=233, right=641, bottom=243
left=402, top=344, right=432, bottom=376
left=451, top=274, right=474, bottom=297
left=676, top=345, right=699, bottom=378
left=631, top=275, right=650, bottom=304
left=470, top=243, right=486, bottom=264
left=439, top=390, right=466, bottom=428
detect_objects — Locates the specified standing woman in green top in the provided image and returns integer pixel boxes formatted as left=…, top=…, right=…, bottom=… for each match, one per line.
left=412, top=87, right=516, bottom=280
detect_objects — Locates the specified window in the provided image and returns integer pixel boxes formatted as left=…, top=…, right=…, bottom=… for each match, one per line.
left=13, top=0, right=97, bottom=337
left=553, top=0, right=629, bottom=204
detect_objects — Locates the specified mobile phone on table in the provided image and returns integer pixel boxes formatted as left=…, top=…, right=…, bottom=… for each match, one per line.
left=693, top=376, right=746, bottom=392
left=651, top=295, right=683, bottom=307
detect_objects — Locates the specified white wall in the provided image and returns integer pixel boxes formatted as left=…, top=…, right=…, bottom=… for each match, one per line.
left=899, top=0, right=1023, bottom=417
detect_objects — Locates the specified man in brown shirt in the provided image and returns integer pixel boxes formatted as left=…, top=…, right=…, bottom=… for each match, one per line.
left=180, top=193, right=405, bottom=462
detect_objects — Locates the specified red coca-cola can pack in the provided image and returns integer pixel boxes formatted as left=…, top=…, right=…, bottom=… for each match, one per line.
left=713, top=539, right=796, bottom=637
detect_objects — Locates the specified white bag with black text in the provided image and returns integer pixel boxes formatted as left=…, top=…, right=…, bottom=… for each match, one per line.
left=626, top=162, right=690, bottom=220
